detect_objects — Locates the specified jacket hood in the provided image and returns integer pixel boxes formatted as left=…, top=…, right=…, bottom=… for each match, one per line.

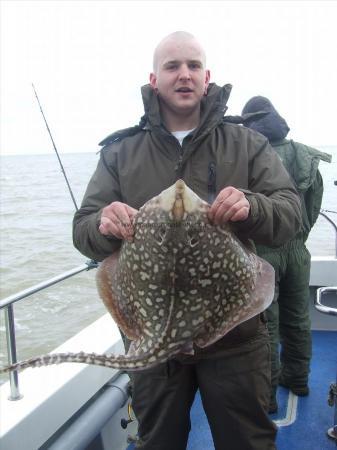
left=140, top=83, right=232, bottom=135
left=241, top=96, right=290, bottom=142
left=98, top=83, right=232, bottom=148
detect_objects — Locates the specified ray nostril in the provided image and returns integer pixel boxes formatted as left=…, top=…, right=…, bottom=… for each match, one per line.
left=187, top=228, right=199, bottom=247
left=189, top=237, right=199, bottom=247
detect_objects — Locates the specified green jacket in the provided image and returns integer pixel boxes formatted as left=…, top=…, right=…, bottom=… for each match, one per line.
left=241, top=95, right=332, bottom=245
left=73, top=83, right=301, bottom=262
left=271, top=139, right=331, bottom=241
left=72, top=83, right=302, bottom=348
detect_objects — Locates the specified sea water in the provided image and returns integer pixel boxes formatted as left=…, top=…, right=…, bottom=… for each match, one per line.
left=0, top=148, right=336, bottom=377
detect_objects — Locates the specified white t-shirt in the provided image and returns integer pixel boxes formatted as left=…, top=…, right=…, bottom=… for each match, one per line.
left=171, top=129, right=195, bottom=146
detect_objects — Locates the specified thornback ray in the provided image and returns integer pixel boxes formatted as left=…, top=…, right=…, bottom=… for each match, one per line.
left=0, top=180, right=274, bottom=374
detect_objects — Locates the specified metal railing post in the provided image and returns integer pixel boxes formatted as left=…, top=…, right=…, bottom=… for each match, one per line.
left=319, top=211, right=337, bottom=259
left=0, top=260, right=98, bottom=399
left=4, top=304, right=23, bottom=400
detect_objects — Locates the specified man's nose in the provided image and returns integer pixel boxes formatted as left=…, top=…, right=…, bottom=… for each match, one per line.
left=178, top=64, right=191, bottom=80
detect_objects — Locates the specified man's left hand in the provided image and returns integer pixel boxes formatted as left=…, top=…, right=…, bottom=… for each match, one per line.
left=208, top=186, right=250, bottom=225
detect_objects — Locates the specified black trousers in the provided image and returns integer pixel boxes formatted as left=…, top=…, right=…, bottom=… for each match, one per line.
left=131, top=326, right=277, bottom=450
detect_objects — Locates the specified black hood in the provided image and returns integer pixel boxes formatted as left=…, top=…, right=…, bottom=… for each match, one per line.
left=242, top=96, right=290, bottom=142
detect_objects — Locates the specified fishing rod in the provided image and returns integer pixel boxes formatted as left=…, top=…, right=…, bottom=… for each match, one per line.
left=32, top=83, right=79, bottom=211
left=32, top=84, right=98, bottom=269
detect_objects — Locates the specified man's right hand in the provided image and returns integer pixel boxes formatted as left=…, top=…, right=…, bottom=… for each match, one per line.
left=99, top=202, right=138, bottom=242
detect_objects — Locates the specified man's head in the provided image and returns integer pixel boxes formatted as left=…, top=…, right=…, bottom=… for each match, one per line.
left=150, top=31, right=210, bottom=129
left=242, top=96, right=290, bottom=142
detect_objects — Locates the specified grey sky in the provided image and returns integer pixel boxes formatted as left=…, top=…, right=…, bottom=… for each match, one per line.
left=1, top=0, right=336, bottom=155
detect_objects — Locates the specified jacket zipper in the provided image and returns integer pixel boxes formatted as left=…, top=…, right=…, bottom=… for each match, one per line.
left=207, top=161, right=216, bottom=203
left=175, top=152, right=183, bottom=179
left=174, top=138, right=184, bottom=179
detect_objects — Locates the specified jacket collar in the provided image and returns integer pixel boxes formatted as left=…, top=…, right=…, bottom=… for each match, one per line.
left=140, top=83, right=232, bottom=137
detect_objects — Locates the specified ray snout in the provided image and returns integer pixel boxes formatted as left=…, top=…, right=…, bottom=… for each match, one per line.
left=172, top=180, right=208, bottom=218
left=172, top=180, right=185, bottom=221
left=152, top=180, right=208, bottom=220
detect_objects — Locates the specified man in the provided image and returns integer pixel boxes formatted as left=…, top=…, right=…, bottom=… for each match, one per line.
left=73, top=32, right=301, bottom=450
left=242, top=96, right=332, bottom=413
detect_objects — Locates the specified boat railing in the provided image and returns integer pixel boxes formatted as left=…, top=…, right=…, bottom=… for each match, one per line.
left=315, top=286, right=337, bottom=316
left=0, top=259, right=98, bottom=401
left=319, top=210, right=337, bottom=258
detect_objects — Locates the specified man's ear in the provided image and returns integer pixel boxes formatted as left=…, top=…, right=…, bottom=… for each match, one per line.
left=149, top=73, right=157, bottom=91
left=204, top=70, right=211, bottom=94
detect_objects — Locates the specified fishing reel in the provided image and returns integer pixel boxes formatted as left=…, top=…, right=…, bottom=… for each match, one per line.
left=120, top=388, right=138, bottom=444
left=121, top=403, right=135, bottom=429
left=121, top=380, right=135, bottom=429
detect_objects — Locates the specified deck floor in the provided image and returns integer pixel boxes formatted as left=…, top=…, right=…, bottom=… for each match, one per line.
left=127, top=330, right=337, bottom=449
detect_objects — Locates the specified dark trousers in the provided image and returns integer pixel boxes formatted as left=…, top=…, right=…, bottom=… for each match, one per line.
left=131, top=326, right=277, bottom=450
left=257, top=240, right=312, bottom=391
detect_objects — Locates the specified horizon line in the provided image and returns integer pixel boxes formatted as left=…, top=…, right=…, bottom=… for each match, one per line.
left=1, top=145, right=336, bottom=158
left=0, top=150, right=99, bottom=157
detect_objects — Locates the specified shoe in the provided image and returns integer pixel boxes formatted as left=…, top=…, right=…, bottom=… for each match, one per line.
left=279, top=378, right=309, bottom=396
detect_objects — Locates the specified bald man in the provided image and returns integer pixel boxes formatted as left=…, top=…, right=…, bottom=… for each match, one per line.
left=73, top=31, right=301, bottom=449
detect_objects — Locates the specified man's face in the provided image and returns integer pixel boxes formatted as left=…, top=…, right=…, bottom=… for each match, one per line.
left=150, top=38, right=210, bottom=118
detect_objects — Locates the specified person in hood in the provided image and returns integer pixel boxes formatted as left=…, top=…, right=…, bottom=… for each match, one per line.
left=242, top=96, right=331, bottom=414
left=73, top=33, right=302, bottom=450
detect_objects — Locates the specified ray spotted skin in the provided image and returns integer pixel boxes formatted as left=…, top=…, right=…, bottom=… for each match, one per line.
left=0, top=181, right=274, bottom=374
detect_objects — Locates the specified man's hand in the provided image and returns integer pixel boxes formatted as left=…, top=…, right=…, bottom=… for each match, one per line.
left=99, top=202, right=138, bottom=241
left=208, top=187, right=250, bottom=225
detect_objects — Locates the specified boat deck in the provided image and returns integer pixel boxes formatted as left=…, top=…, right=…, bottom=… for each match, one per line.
left=127, top=329, right=337, bottom=450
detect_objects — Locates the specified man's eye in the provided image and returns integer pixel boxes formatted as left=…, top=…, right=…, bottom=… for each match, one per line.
left=166, top=64, right=178, bottom=70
